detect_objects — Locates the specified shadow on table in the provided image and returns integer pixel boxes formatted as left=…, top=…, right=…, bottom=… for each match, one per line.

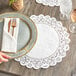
left=0, top=0, right=14, bottom=13
left=0, top=0, right=9, bottom=10
left=0, top=70, right=20, bottom=76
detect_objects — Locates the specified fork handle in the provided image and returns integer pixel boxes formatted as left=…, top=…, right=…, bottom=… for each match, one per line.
left=8, top=20, right=11, bottom=32
left=12, top=27, right=15, bottom=36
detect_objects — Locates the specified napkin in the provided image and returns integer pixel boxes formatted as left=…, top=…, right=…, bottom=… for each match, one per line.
left=1, top=18, right=20, bottom=53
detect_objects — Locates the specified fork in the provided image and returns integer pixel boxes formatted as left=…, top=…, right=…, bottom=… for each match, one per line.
left=11, top=18, right=16, bottom=36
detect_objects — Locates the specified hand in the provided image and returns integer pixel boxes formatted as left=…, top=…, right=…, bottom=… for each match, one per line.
left=0, top=52, right=11, bottom=63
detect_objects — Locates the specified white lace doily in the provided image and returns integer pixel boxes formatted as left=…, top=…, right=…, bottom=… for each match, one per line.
left=36, top=0, right=72, bottom=17
left=36, top=0, right=60, bottom=6
left=15, top=15, right=70, bottom=69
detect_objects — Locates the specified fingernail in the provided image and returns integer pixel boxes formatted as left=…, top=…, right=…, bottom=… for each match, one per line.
left=0, top=62, right=1, bottom=63
left=5, top=60, right=8, bottom=62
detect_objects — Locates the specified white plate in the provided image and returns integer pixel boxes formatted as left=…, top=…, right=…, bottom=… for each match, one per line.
left=15, top=15, right=70, bottom=69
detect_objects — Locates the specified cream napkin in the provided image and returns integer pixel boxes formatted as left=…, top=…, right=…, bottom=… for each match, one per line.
left=1, top=18, right=20, bottom=53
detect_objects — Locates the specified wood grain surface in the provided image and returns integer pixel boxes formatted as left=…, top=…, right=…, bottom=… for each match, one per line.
left=0, top=0, right=76, bottom=76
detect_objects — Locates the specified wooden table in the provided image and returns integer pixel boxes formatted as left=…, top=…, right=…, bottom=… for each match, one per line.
left=0, top=0, right=76, bottom=76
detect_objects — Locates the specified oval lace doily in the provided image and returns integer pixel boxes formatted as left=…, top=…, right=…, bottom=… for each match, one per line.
left=36, top=0, right=72, bottom=17
left=36, top=0, right=60, bottom=6
left=15, top=15, right=70, bottom=69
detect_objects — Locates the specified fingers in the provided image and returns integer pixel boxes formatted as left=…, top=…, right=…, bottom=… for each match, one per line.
left=0, top=55, right=8, bottom=62
left=1, top=53, right=11, bottom=59
left=0, top=52, right=12, bottom=63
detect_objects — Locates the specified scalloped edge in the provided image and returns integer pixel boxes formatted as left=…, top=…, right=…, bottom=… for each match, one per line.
left=15, top=15, right=70, bottom=69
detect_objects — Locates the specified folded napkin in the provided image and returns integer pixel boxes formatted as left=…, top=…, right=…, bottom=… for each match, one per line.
left=1, top=18, right=20, bottom=53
